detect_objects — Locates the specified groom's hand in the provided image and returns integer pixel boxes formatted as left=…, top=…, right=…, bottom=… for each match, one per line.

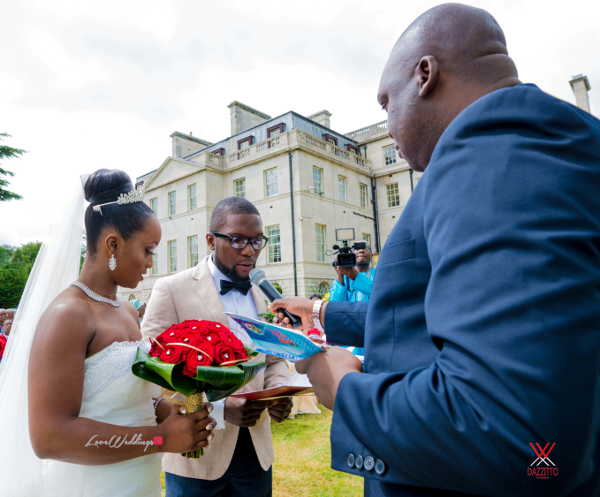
left=267, top=397, right=293, bottom=423
left=225, top=397, right=276, bottom=427
left=296, top=347, right=363, bottom=410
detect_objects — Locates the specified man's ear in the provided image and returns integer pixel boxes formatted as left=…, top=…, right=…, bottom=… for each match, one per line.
left=206, top=233, right=216, bottom=251
left=416, top=55, right=439, bottom=98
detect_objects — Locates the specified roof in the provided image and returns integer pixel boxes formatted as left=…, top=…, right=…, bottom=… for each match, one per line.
left=183, top=110, right=359, bottom=160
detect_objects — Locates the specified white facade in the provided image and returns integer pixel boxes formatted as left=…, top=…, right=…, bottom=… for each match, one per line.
left=121, top=103, right=419, bottom=303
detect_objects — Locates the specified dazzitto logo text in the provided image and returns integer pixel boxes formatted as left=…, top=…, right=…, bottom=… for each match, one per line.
left=528, top=443, right=558, bottom=479
left=86, top=434, right=163, bottom=452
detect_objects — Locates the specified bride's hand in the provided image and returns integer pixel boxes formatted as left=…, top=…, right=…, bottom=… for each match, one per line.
left=156, top=404, right=215, bottom=453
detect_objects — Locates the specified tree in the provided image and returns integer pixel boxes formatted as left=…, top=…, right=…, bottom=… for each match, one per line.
left=80, top=231, right=87, bottom=273
left=0, top=241, right=42, bottom=308
left=0, top=132, right=27, bottom=202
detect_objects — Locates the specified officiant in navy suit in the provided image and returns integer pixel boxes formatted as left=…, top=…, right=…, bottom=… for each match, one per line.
left=272, top=4, right=600, bottom=496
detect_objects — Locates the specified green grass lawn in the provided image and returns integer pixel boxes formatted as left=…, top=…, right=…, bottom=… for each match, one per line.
left=161, top=404, right=362, bottom=496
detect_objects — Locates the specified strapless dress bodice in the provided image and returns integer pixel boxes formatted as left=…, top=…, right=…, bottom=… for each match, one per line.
left=41, top=339, right=163, bottom=497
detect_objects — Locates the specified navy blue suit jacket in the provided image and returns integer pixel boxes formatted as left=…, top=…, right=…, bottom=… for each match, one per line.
left=325, top=84, right=600, bottom=496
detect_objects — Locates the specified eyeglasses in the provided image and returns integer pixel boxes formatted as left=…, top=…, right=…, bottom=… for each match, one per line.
left=211, top=232, right=269, bottom=250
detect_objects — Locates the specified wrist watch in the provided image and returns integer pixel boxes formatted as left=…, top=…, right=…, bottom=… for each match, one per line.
left=312, top=300, right=325, bottom=332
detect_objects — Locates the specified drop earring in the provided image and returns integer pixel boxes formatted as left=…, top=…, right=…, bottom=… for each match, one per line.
left=109, top=254, right=117, bottom=271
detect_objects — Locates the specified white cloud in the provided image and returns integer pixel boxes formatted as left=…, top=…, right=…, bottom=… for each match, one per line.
left=1, top=0, right=599, bottom=245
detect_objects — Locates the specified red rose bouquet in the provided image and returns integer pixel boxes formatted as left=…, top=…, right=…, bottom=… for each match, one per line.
left=0, top=335, right=7, bottom=362
left=132, top=320, right=266, bottom=458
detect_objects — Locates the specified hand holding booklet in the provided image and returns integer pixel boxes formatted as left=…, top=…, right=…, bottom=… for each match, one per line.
left=225, top=312, right=325, bottom=400
left=225, top=312, right=325, bottom=362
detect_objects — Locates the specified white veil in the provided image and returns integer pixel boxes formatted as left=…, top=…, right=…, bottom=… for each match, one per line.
left=0, top=175, right=86, bottom=496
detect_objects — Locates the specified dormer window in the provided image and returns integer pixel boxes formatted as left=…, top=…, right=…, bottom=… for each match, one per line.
left=267, top=124, right=285, bottom=138
left=346, top=144, right=359, bottom=155
left=211, top=148, right=224, bottom=156
left=238, top=136, right=253, bottom=149
left=323, top=133, right=338, bottom=146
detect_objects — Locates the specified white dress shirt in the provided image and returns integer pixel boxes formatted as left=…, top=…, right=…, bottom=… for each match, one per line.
left=206, top=255, right=260, bottom=428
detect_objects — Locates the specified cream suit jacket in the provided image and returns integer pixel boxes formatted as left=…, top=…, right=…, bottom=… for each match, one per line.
left=141, top=258, right=289, bottom=480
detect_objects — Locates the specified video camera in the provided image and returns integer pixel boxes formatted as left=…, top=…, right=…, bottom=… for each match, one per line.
left=328, top=229, right=367, bottom=268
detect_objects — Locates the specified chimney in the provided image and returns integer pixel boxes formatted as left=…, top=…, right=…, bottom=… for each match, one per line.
left=170, top=131, right=213, bottom=158
left=569, top=74, right=591, bottom=113
left=227, top=101, right=271, bottom=136
left=308, top=110, right=332, bottom=129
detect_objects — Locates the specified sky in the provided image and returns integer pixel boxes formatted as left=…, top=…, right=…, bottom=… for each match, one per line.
left=1, top=0, right=599, bottom=246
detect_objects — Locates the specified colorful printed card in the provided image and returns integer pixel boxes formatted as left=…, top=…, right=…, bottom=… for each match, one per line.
left=224, top=313, right=325, bottom=362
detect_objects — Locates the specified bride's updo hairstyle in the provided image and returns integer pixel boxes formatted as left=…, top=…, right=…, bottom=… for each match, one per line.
left=84, top=169, right=155, bottom=256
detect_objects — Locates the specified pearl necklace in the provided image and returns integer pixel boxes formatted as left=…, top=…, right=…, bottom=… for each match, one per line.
left=71, top=281, right=121, bottom=307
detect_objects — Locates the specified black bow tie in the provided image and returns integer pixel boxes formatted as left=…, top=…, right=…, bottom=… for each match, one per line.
left=220, top=279, right=252, bottom=296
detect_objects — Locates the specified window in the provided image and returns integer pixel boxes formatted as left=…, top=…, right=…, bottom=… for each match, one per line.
left=315, top=224, right=326, bottom=262
left=386, top=182, right=400, bottom=207
left=188, top=184, right=197, bottom=210
left=151, top=251, right=158, bottom=275
left=267, top=124, right=284, bottom=137
left=318, top=282, right=329, bottom=295
left=265, top=168, right=278, bottom=197
left=359, top=183, right=368, bottom=208
left=238, top=136, right=253, bottom=149
left=362, top=233, right=371, bottom=246
left=211, top=148, right=224, bottom=156
left=338, top=175, right=347, bottom=203
left=168, top=191, right=176, bottom=216
left=323, top=133, right=338, bottom=146
left=312, top=167, right=323, bottom=195
left=383, top=145, right=397, bottom=166
left=266, top=225, right=281, bottom=263
left=346, top=144, right=359, bottom=154
left=234, top=178, right=246, bottom=198
left=188, top=235, right=198, bottom=268
left=168, top=240, right=177, bottom=273
left=149, top=197, right=157, bottom=215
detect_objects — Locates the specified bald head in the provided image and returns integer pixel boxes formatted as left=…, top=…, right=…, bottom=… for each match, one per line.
left=378, top=4, right=521, bottom=171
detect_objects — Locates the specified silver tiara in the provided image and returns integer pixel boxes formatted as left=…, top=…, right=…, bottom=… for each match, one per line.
left=92, top=185, right=145, bottom=215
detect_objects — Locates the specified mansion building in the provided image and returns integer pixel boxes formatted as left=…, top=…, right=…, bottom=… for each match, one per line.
left=121, top=73, right=593, bottom=302
left=123, top=101, right=421, bottom=302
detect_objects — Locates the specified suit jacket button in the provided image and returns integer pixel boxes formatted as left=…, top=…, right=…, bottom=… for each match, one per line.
left=355, top=455, right=364, bottom=469
left=364, top=456, right=375, bottom=471
left=347, top=454, right=355, bottom=468
left=375, top=459, right=386, bottom=475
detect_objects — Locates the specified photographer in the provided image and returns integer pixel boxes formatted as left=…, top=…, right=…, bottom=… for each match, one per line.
left=330, top=240, right=376, bottom=304
left=329, top=241, right=375, bottom=357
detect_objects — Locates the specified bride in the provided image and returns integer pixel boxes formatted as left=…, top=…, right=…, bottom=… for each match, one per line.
left=0, top=169, right=215, bottom=496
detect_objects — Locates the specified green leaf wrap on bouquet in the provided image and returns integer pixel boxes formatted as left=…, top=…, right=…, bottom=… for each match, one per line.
left=132, top=347, right=266, bottom=401
left=131, top=319, right=266, bottom=458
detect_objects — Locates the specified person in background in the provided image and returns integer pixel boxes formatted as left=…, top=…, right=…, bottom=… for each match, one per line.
left=7, top=309, right=15, bottom=321
left=330, top=241, right=375, bottom=303
left=309, top=294, right=322, bottom=301
left=130, top=299, right=146, bottom=322
left=0, top=309, right=6, bottom=335
left=329, top=241, right=375, bottom=356
left=2, top=319, right=12, bottom=337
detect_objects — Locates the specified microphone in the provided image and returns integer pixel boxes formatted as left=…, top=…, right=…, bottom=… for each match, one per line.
left=249, top=268, right=301, bottom=327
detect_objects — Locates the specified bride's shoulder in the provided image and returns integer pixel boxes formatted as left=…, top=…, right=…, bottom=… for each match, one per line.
left=35, top=288, right=95, bottom=342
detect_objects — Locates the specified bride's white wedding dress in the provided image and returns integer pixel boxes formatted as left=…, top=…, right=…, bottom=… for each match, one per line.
left=41, top=339, right=163, bottom=497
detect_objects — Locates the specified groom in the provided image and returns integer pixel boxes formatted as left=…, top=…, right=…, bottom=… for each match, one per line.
left=143, top=197, right=292, bottom=497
